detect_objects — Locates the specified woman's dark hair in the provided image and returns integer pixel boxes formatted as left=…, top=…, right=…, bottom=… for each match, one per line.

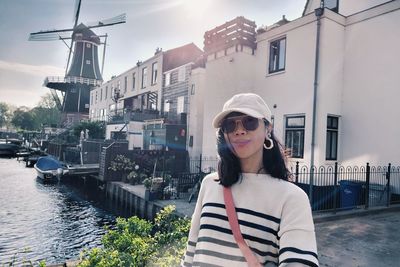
left=217, top=117, right=289, bottom=187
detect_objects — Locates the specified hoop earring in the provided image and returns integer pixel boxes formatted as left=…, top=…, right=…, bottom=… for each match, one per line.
left=264, top=135, right=274, bottom=150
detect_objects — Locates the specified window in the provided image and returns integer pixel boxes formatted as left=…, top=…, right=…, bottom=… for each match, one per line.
left=124, top=76, right=127, bottom=92
left=164, top=100, right=170, bottom=112
left=285, top=116, right=305, bottom=158
left=142, top=67, right=147, bottom=88
left=326, top=116, right=339, bottom=160
left=325, top=0, right=338, bottom=13
left=95, top=91, right=98, bottom=103
left=164, top=72, right=171, bottom=86
left=189, top=136, right=193, bottom=147
left=177, top=96, right=184, bottom=114
left=269, top=37, right=286, bottom=73
left=105, top=86, right=108, bottom=99
left=151, top=62, right=158, bottom=85
left=191, top=84, right=195, bottom=95
left=178, top=67, right=185, bottom=82
left=118, top=80, right=121, bottom=91
left=100, top=88, right=102, bottom=101
left=132, top=73, right=136, bottom=90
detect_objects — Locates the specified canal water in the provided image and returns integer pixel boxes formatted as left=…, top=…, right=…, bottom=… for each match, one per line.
left=0, top=158, right=118, bottom=265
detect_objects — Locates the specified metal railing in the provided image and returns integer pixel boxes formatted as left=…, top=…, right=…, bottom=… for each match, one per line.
left=99, top=146, right=400, bottom=209
left=44, top=76, right=103, bottom=87
left=290, top=162, right=400, bottom=212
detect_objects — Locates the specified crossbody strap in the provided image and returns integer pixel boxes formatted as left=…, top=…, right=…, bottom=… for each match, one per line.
left=223, top=186, right=262, bottom=267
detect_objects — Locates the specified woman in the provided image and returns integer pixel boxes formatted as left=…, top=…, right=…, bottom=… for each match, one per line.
left=182, top=93, right=318, bottom=267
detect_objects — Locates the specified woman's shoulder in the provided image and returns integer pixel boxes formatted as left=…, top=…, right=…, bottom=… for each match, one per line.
left=266, top=175, right=309, bottom=201
left=202, top=172, right=220, bottom=184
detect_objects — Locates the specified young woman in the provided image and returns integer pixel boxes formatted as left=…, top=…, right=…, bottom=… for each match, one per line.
left=182, top=93, right=318, bottom=267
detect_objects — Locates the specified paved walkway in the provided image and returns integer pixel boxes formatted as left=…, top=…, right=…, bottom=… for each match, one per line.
left=315, top=208, right=400, bottom=267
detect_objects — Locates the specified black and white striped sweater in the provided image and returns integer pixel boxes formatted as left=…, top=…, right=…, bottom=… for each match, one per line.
left=182, top=172, right=318, bottom=267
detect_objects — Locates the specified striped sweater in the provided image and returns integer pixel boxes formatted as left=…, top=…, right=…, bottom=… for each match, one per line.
left=182, top=172, right=318, bottom=267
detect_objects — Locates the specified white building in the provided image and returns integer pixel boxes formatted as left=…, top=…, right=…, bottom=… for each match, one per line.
left=89, top=44, right=202, bottom=150
left=195, top=0, right=400, bottom=167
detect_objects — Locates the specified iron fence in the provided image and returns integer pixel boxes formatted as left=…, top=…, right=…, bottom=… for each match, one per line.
left=99, top=144, right=400, bottom=211
left=290, top=162, right=400, bottom=212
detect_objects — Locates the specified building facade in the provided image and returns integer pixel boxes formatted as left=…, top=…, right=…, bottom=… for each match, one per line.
left=196, top=0, right=400, bottom=167
left=89, top=43, right=202, bottom=151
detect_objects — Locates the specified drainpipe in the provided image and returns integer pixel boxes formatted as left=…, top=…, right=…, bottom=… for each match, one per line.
left=310, top=7, right=324, bottom=205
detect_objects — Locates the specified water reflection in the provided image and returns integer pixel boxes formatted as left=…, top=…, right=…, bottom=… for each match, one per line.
left=0, top=158, right=116, bottom=265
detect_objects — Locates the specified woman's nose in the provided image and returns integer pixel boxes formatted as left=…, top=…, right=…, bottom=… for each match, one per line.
left=233, top=121, right=246, bottom=135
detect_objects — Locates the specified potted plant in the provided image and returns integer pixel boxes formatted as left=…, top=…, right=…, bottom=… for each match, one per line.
left=143, top=177, right=164, bottom=201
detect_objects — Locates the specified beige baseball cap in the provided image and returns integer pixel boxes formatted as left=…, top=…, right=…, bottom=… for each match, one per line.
left=212, top=93, right=272, bottom=128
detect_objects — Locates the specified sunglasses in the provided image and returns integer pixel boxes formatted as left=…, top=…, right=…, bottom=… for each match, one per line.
left=221, top=115, right=261, bottom=133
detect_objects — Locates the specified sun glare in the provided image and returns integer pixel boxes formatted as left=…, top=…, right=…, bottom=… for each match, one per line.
left=182, top=0, right=213, bottom=18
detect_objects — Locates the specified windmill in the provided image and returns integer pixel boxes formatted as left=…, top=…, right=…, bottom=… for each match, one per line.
left=29, top=0, right=126, bottom=127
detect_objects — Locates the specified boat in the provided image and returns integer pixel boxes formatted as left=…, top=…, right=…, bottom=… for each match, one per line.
left=34, top=156, right=68, bottom=181
left=17, top=148, right=47, bottom=167
left=0, top=143, right=21, bottom=158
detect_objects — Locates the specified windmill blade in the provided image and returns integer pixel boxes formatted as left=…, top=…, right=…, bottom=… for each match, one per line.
left=29, top=31, right=73, bottom=41
left=73, top=0, right=82, bottom=28
left=86, top=13, right=126, bottom=29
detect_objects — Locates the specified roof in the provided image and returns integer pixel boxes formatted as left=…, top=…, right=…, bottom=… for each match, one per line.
left=162, top=43, right=203, bottom=72
left=73, top=23, right=101, bottom=44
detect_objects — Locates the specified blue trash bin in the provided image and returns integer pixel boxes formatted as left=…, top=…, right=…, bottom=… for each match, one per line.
left=339, top=180, right=363, bottom=209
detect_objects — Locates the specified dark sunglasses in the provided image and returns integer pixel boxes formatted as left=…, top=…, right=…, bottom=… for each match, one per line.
left=221, top=115, right=261, bottom=133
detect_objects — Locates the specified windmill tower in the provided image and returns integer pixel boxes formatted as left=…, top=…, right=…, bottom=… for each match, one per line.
left=29, top=0, right=126, bottom=127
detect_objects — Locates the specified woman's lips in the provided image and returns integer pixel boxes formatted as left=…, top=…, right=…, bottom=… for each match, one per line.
left=232, top=140, right=251, bottom=148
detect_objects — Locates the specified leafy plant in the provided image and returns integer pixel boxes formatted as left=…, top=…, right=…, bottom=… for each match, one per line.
left=78, top=205, right=190, bottom=267
left=108, top=155, right=135, bottom=172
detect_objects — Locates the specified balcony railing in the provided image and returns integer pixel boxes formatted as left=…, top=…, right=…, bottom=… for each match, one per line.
left=44, top=76, right=103, bottom=87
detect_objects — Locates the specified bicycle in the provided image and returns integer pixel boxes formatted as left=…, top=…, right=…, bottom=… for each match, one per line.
left=188, top=167, right=212, bottom=203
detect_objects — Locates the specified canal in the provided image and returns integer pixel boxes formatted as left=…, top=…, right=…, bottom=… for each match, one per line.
left=0, top=157, right=118, bottom=265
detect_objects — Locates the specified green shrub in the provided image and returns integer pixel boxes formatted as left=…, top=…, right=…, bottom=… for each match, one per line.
left=78, top=205, right=190, bottom=267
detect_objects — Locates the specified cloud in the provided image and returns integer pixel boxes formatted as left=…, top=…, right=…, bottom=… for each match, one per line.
left=0, top=60, right=64, bottom=77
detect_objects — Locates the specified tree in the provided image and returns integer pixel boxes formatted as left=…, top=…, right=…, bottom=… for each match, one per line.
left=72, top=121, right=105, bottom=139
left=32, top=106, right=61, bottom=128
left=11, top=108, right=38, bottom=130
left=0, top=102, right=11, bottom=128
left=37, top=92, right=59, bottom=109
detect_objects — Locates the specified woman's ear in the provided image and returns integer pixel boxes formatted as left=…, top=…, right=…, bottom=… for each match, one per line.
left=265, top=123, right=273, bottom=135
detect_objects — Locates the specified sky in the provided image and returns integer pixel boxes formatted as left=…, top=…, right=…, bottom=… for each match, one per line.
left=0, top=0, right=306, bottom=108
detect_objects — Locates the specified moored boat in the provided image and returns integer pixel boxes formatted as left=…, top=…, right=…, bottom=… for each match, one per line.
left=0, top=143, right=21, bottom=158
left=34, top=156, right=68, bottom=181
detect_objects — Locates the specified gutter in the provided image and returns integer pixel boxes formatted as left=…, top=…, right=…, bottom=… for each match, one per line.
left=310, top=7, right=324, bottom=205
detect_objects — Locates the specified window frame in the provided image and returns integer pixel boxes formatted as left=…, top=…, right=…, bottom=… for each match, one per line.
left=132, top=73, right=136, bottom=90
left=326, top=116, right=339, bottom=161
left=284, top=115, right=305, bottom=159
left=268, top=37, right=286, bottom=74
left=165, top=72, right=171, bottom=86
left=141, top=67, right=147, bottom=88
left=177, top=96, right=184, bottom=114
left=151, top=62, right=158, bottom=85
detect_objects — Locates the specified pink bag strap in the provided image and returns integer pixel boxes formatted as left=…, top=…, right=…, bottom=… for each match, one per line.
left=223, top=187, right=262, bottom=267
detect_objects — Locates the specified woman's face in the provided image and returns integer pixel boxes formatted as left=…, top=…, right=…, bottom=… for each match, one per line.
left=222, top=113, right=266, bottom=162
